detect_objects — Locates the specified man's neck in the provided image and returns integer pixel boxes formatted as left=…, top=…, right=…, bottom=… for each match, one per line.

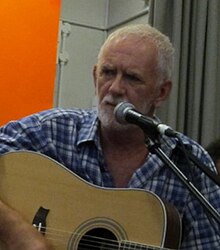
left=100, top=126, right=149, bottom=187
left=100, top=125, right=146, bottom=149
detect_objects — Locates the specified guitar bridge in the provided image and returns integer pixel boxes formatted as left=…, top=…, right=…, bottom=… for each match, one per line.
left=32, top=206, right=50, bottom=235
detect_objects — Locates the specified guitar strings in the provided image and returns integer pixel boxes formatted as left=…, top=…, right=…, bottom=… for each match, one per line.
left=34, top=225, right=172, bottom=250
left=43, top=227, right=120, bottom=249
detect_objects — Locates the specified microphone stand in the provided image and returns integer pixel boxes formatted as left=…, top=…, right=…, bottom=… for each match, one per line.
left=145, top=137, right=220, bottom=225
left=176, top=141, right=220, bottom=187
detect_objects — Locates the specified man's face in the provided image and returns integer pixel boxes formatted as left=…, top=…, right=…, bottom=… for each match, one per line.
left=93, top=36, right=171, bottom=130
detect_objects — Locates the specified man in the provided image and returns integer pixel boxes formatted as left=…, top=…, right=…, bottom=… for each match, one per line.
left=0, top=201, right=50, bottom=249
left=0, top=24, right=220, bottom=249
left=206, top=139, right=220, bottom=174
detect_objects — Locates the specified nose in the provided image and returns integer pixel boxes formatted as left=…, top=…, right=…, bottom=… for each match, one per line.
left=108, top=75, right=126, bottom=96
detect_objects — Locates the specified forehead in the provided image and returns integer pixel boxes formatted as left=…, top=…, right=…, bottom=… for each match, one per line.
left=98, top=36, right=157, bottom=71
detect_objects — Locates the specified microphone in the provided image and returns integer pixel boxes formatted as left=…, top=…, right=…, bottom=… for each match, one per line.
left=114, top=102, right=179, bottom=137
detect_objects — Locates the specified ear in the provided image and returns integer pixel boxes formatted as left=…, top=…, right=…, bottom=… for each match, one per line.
left=93, top=65, right=97, bottom=88
left=154, top=80, right=172, bottom=108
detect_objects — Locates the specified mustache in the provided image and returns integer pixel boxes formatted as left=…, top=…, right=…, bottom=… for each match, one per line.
left=101, top=95, right=128, bottom=106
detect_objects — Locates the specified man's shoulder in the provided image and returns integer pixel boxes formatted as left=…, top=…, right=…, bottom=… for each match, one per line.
left=170, top=133, right=214, bottom=169
left=176, top=133, right=204, bottom=151
left=21, top=107, right=97, bottom=124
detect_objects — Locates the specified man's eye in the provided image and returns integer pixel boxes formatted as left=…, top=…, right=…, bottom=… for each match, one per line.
left=102, top=69, right=115, bottom=76
left=126, top=74, right=140, bottom=82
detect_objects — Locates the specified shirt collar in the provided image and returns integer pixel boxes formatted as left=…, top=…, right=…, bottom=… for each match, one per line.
left=157, top=132, right=194, bottom=159
left=77, top=110, right=100, bottom=147
left=76, top=110, right=191, bottom=155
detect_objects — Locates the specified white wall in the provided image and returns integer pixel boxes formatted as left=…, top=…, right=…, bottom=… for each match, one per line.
left=55, top=0, right=149, bottom=109
left=108, top=0, right=149, bottom=29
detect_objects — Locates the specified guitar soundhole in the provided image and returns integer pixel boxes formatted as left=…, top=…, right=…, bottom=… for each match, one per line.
left=77, top=227, right=118, bottom=250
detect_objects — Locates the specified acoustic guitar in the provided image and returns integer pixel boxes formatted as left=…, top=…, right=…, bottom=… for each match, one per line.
left=0, top=151, right=181, bottom=249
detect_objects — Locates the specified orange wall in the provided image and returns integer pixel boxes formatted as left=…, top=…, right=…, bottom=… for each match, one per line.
left=0, top=0, right=61, bottom=125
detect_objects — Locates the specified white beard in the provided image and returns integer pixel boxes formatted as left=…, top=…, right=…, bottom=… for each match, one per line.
left=97, top=95, right=154, bottom=132
left=98, top=101, right=126, bottom=131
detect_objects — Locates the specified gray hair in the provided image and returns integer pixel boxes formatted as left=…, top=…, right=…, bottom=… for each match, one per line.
left=98, top=24, right=175, bottom=83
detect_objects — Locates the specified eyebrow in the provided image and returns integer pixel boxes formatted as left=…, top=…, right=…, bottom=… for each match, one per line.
left=125, top=69, right=144, bottom=80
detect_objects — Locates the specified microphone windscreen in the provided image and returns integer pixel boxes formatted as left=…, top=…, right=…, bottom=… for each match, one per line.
left=114, top=102, right=135, bottom=124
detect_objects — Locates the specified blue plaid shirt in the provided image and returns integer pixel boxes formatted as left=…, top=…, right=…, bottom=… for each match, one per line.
left=0, top=108, right=220, bottom=249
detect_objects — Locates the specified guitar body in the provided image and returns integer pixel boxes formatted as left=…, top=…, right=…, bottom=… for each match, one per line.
left=0, top=151, right=181, bottom=249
